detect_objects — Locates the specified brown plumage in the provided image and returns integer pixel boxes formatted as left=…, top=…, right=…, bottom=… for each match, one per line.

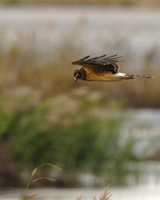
left=72, top=54, right=154, bottom=82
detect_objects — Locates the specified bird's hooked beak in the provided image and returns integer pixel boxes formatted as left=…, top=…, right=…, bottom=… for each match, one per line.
left=74, top=76, right=78, bottom=82
left=74, top=73, right=79, bottom=82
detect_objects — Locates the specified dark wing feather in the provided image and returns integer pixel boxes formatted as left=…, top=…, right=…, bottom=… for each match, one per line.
left=72, top=54, right=124, bottom=74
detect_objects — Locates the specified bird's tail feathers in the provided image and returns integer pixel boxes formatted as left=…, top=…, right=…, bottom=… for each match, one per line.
left=127, top=74, right=155, bottom=79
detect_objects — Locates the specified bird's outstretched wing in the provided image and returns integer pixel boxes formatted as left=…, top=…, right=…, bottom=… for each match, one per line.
left=72, top=54, right=124, bottom=74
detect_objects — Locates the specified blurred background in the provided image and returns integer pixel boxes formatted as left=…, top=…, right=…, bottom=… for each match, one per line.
left=0, top=0, right=160, bottom=199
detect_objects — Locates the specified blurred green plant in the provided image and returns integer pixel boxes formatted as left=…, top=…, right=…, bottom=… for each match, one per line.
left=0, top=95, right=133, bottom=185
left=0, top=88, right=134, bottom=185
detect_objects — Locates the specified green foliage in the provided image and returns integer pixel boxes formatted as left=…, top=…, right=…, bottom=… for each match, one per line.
left=0, top=84, right=134, bottom=185
left=1, top=97, right=132, bottom=183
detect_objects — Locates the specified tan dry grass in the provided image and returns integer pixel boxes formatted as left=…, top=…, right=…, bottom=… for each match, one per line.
left=0, top=27, right=159, bottom=108
left=76, top=185, right=111, bottom=200
left=99, top=184, right=112, bottom=200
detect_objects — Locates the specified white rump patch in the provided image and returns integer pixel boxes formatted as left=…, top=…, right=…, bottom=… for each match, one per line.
left=114, top=73, right=126, bottom=77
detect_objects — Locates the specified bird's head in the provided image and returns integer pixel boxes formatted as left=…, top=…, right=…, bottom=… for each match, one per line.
left=73, top=69, right=82, bottom=82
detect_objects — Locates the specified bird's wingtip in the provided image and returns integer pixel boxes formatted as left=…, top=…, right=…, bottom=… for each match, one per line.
left=72, top=61, right=76, bottom=65
left=72, top=55, right=90, bottom=65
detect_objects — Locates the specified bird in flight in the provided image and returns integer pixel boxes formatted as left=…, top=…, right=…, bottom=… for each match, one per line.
left=72, top=54, right=154, bottom=82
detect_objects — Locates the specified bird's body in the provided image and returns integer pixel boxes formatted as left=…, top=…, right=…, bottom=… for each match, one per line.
left=72, top=54, right=154, bottom=82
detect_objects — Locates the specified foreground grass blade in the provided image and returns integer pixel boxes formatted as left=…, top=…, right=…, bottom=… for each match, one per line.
left=31, top=163, right=62, bottom=177
left=30, top=177, right=56, bottom=184
left=22, top=163, right=62, bottom=200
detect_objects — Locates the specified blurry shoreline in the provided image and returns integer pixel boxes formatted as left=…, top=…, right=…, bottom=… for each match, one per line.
left=1, top=185, right=160, bottom=200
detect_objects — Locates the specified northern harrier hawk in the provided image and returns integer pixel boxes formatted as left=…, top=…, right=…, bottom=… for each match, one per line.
left=72, top=54, right=154, bottom=82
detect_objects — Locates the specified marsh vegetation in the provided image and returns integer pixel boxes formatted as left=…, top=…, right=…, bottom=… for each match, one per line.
left=0, top=6, right=160, bottom=188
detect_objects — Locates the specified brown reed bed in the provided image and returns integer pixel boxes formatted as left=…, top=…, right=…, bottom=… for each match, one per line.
left=0, top=27, right=159, bottom=108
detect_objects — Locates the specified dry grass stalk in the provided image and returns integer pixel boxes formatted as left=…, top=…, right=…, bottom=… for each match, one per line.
left=99, top=184, right=112, bottom=200
left=76, top=195, right=83, bottom=200
left=76, top=184, right=111, bottom=200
